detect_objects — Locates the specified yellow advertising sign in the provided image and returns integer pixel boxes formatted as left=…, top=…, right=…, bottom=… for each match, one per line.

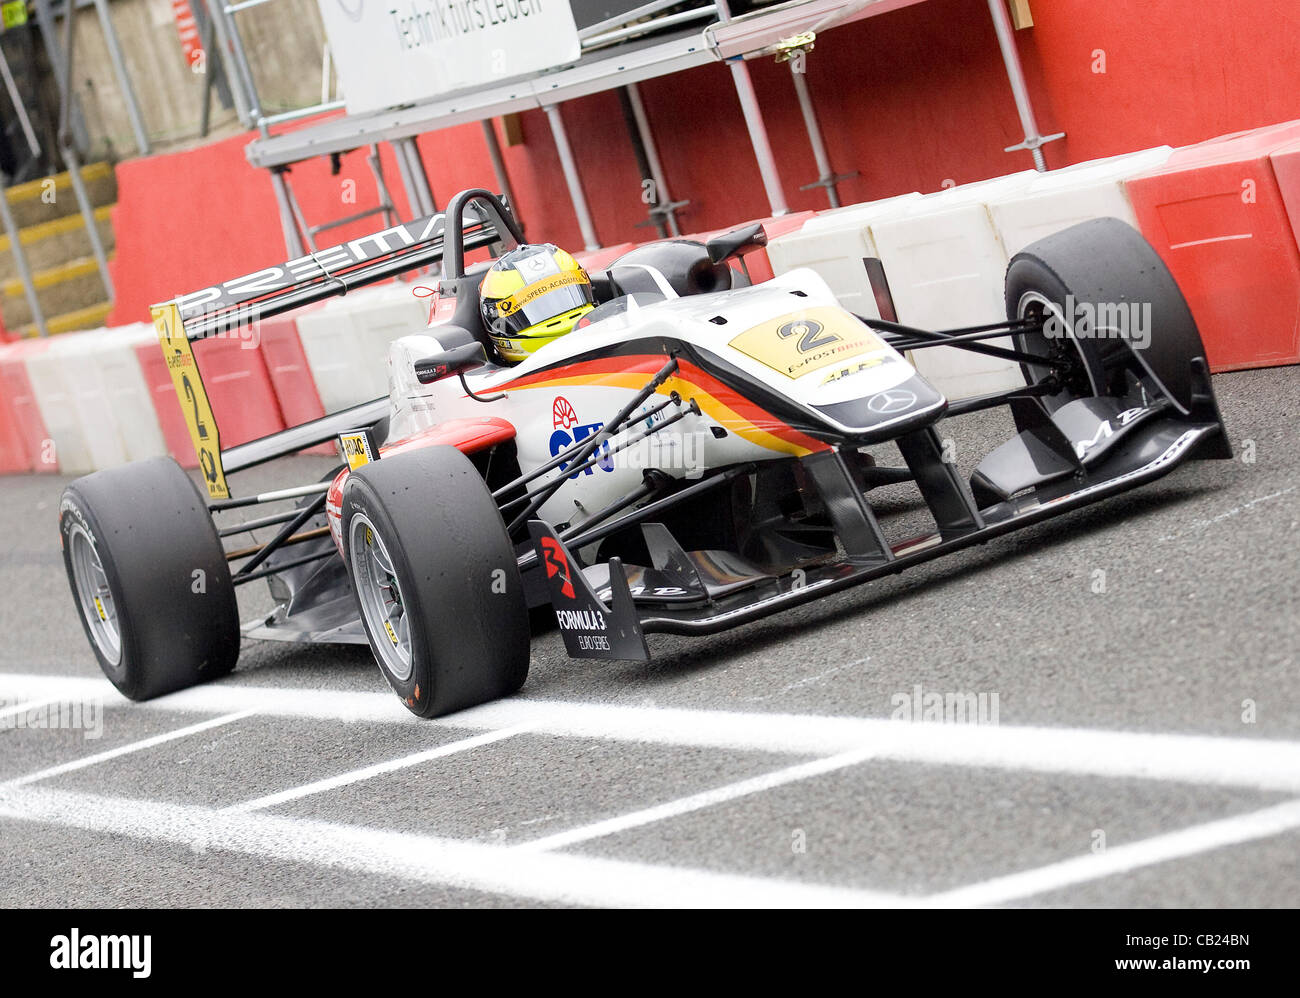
left=151, top=303, right=229, bottom=500
left=728, top=306, right=889, bottom=379
left=338, top=430, right=376, bottom=470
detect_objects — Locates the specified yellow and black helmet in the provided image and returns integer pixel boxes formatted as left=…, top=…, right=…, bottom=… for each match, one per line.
left=479, top=244, right=595, bottom=363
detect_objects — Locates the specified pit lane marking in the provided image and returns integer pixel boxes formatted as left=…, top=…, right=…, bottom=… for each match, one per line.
left=1157, top=485, right=1297, bottom=542
left=515, top=746, right=879, bottom=853
left=3, top=673, right=1300, bottom=793
left=226, top=724, right=529, bottom=813
left=0, top=785, right=901, bottom=909
left=0, top=696, right=61, bottom=722
left=923, top=798, right=1300, bottom=907
left=4, top=675, right=1299, bottom=907
left=5, top=781, right=1299, bottom=908
left=0, top=709, right=255, bottom=789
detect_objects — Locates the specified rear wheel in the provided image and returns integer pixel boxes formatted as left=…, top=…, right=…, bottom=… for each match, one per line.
left=341, top=445, right=529, bottom=717
left=60, top=457, right=239, bottom=700
left=1006, top=217, right=1210, bottom=413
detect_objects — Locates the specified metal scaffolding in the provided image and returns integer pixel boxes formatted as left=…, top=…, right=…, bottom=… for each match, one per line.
left=237, top=0, right=1064, bottom=254
left=3, top=0, right=1065, bottom=288
left=2, top=0, right=120, bottom=335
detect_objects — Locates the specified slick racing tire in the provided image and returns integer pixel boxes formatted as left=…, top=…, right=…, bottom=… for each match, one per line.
left=60, top=457, right=239, bottom=701
left=341, top=445, right=530, bottom=718
left=1006, top=217, right=1210, bottom=414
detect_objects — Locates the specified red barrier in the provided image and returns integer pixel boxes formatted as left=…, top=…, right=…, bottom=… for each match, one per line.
left=1269, top=137, right=1300, bottom=271
left=257, top=307, right=334, bottom=456
left=682, top=212, right=817, bottom=284
left=1127, top=121, right=1300, bottom=371
left=0, top=340, right=54, bottom=472
left=135, top=335, right=285, bottom=467
left=0, top=391, right=26, bottom=472
left=0, top=348, right=32, bottom=472
left=135, top=340, right=191, bottom=466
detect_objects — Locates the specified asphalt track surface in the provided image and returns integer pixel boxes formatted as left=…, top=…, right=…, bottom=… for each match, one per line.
left=0, top=367, right=1296, bottom=907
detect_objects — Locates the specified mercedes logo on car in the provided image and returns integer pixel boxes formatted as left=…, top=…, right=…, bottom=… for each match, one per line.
left=867, top=388, right=917, bottom=414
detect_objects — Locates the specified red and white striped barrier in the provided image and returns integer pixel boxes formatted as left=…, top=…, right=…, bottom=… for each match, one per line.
left=136, top=332, right=284, bottom=469
left=4, top=123, right=1300, bottom=477
left=0, top=339, right=54, bottom=473
left=986, top=147, right=1174, bottom=256
left=1128, top=120, right=1300, bottom=371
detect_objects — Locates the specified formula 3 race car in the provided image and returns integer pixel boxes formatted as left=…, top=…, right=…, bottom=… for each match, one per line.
left=59, top=190, right=1231, bottom=717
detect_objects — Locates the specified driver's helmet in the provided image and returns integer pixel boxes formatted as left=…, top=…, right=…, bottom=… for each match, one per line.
left=479, top=243, right=595, bottom=363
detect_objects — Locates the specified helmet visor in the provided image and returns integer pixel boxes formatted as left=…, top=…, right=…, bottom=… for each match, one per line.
left=492, top=271, right=593, bottom=337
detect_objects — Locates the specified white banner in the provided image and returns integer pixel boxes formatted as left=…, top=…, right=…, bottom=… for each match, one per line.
left=320, top=0, right=582, bottom=115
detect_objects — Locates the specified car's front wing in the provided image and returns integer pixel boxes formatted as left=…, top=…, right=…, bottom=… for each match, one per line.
left=530, top=416, right=1221, bottom=656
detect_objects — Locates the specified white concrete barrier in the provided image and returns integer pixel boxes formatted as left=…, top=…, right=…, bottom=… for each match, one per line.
left=870, top=173, right=1037, bottom=399
left=93, top=324, right=169, bottom=464
left=350, top=281, right=429, bottom=364
left=768, top=153, right=1178, bottom=401
left=23, top=325, right=168, bottom=474
left=766, top=193, right=921, bottom=316
left=298, top=282, right=427, bottom=412
left=989, top=146, right=1174, bottom=256
left=298, top=297, right=380, bottom=413
left=24, top=333, right=97, bottom=475
left=63, top=328, right=137, bottom=472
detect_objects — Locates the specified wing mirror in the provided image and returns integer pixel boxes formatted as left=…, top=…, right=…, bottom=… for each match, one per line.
left=705, top=222, right=768, bottom=265
left=414, top=339, right=487, bottom=384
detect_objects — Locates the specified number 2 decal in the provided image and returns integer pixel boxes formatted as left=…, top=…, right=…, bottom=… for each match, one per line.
left=181, top=373, right=209, bottom=440
left=778, top=318, right=839, bottom=353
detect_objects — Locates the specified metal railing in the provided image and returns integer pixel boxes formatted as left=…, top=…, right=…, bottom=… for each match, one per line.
left=2, top=1, right=121, bottom=336
left=0, top=21, right=47, bottom=332
left=199, top=0, right=434, bottom=257
left=56, top=0, right=114, bottom=307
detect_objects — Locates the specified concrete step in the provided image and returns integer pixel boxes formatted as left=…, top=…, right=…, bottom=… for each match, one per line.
left=4, top=162, right=118, bottom=230
left=14, top=300, right=115, bottom=338
left=1, top=254, right=114, bottom=330
left=0, top=204, right=116, bottom=283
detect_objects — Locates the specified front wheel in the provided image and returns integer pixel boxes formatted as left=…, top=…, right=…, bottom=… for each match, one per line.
left=1006, top=217, right=1210, bottom=414
left=341, top=445, right=529, bottom=718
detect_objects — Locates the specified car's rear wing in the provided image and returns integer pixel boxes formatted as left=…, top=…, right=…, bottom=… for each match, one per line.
left=147, top=198, right=510, bottom=500
left=161, top=200, right=503, bottom=342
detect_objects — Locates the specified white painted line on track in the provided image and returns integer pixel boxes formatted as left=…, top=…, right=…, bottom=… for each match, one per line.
left=0, top=697, right=60, bottom=722
left=3, top=674, right=1299, bottom=794
left=0, top=786, right=902, bottom=908
left=923, top=798, right=1300, bottom=907
left=0, top=710, right=255, bottom=789
left=518, top=747, right=878, bottom=853
left=1157, top=486, right=1297, bottom=541
left=4, top=781, right=1295, bottom=908
left=228, top=725, right=529, bottom=813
